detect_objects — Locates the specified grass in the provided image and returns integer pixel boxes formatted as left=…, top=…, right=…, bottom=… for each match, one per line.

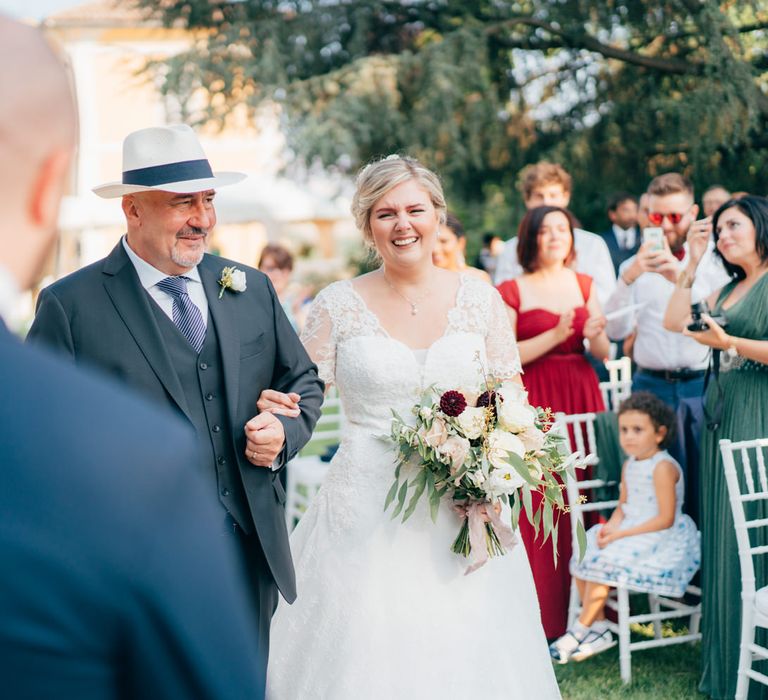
left=555, top=621, right=705, bottom=699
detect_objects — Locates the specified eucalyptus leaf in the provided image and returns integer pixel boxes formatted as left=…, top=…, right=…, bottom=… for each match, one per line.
left=576, top=520, right=588, bottom=562
left=391, top=480, right=409, bottom=519
left=402, top=470, right=428, bottom=521
left=384, top=479, right=399, bottom=512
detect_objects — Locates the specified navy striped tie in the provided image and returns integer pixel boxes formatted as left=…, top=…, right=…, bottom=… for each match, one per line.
left=156, top=276, right=206, bottom=353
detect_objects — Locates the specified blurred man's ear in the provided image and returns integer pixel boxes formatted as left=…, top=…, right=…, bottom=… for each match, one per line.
left=28, top=149, right=71, bottom=230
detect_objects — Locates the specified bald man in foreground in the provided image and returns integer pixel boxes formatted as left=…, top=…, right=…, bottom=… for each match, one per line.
left=0, top=16, right=265, bottom=699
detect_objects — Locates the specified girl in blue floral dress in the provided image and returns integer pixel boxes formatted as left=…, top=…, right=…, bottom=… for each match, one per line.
left=551, top=392, right=700, bottom=663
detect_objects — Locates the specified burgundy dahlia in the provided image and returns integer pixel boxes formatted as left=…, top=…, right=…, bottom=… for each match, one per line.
left=476, top=390, right=500, bottom=408
left=439, top=390, right=467, bottom=417
left=477, top=390, right=499, bottom=419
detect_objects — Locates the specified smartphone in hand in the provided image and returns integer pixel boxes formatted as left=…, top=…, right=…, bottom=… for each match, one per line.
left=642, top=227, right=664, bottom=251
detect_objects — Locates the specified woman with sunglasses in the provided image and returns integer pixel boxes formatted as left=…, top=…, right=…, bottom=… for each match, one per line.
left=664, top=195, right=768, bottom=700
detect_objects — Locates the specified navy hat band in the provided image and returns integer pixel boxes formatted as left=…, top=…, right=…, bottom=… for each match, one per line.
left=122, top=159, right=213, bottom=186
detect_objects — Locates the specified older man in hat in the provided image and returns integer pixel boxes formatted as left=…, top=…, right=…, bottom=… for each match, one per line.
left=28, top=124, right=324, bottom=678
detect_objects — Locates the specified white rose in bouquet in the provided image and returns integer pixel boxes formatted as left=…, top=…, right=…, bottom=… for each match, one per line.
left=497, top=381, right=527, bottom=404
left=487, top=429, right=526, bottom=469
left=519, top=426, right=546, bottom=453
left=437, top=435, right=471, bottom=473
left=421, top=416, right=448, bottom=447
left=497, top=401, right=537, bottom=434
left=456, top=406, right=487, bottom=440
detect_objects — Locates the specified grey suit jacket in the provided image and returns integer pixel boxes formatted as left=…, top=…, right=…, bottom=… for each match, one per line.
left=27, top=242, right=324, bottom=602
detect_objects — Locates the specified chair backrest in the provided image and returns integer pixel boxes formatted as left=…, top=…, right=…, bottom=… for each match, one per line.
left=285, top=456, right=330, bottom=529
left=555, top=412, right=619, bottom=554
left=301, top=386, right=345, bottom=455
left=720, top=437, right=768, bottom=596
left=600, top=357, right=633, bottom=412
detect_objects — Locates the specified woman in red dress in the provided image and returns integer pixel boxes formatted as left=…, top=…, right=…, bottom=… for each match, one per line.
left=497, top=205, right=609, bottom=639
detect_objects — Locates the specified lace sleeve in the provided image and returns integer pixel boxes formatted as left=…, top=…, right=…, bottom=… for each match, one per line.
left=486, top=288, right=523, bottom=379
left=300, top=293, right=336, bottom=387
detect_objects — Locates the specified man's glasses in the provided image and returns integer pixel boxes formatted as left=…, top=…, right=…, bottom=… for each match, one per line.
left=647, top=207, right=692, bottom=226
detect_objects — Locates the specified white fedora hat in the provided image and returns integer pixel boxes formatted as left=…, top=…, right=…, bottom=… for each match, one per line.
left=92, top=124, right=246, bottom=198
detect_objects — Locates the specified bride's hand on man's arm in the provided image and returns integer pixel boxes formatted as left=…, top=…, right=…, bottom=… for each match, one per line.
left=257, top=389, right=302, bottom=417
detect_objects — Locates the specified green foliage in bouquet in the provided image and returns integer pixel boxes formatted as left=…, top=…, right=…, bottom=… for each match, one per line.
left=384, top=377, right=587, bottom=572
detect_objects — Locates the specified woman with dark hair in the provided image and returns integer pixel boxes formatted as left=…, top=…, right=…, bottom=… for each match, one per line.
left=664, top=195, right=768, bottom=700
left=258, top=243, right=306, bottom=331
left=496, top=205, right=610, bottom=640
left=432, top=212, right=491, bottom=282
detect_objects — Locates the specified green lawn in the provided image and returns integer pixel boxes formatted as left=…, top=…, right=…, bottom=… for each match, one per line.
left=555, top=622, right=704, bottom=699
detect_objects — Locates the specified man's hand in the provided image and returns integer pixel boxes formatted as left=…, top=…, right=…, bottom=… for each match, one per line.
left=622, top=242, right=680, bottom=285
left=685, top=216, right=712, bottom=269
left=244, top=413, right=286, bottom=467
left=257, top=389, right=301, bottom=418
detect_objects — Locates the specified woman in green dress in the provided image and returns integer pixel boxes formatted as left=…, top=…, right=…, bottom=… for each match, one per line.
left=664, top=195, right=768, bottom=699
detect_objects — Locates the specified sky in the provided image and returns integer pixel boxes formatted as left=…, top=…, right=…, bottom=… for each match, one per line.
left=0, top=0, right=82, bottom=20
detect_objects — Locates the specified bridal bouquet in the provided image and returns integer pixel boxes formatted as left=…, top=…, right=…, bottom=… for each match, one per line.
left=385, top=371, right=586, bottom=574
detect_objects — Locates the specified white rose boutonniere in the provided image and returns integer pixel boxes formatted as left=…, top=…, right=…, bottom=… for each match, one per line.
left=218, top=266, right=247, bottom=299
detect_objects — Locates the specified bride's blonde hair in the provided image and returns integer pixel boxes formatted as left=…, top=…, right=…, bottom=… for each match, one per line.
left=351, top=155, right=447, bottom=248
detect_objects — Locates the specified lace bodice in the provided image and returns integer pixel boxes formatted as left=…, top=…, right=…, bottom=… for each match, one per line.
left=300, top=275, right=522, bottom=431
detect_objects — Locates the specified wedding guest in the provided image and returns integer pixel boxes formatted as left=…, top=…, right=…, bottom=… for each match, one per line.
left=604, top=173, right=730, bottom=412
left=664, top=195, right=768, bottom=700
left=637, top=192, right=651, bottom=230
left=259, top=243, right=309, bottom=331
left=551, top=392, right=699, bottom=664
left=494, top=161, right=616, bottom=306
left=599, top=192, right=640, bottom=275
left=27, top=124, right=325, bottom=690
left=702, top=185, right=731, bottom=218
left=0, top=15, right=264, bottom=699
left=497, top=204, right=609, bottom=640
left=477, top=232, right=505, bottom=278
left=432, top=213, right=491, bottom=282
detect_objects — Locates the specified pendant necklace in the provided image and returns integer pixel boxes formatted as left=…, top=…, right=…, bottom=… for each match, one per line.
left=382, top=271, right=432, bottom=316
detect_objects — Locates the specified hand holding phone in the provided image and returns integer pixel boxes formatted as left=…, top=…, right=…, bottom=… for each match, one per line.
left=642, top=227, right=665, bottom=252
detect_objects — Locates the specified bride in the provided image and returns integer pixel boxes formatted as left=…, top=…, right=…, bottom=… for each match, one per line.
left=265, top=156, right=560, bottom=699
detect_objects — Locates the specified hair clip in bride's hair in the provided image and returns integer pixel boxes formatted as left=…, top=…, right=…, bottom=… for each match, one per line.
left=383, top=153, right=402, bottom=161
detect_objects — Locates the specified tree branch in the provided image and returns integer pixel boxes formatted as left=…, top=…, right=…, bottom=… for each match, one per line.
left=489, top=16, right=701, bottom=75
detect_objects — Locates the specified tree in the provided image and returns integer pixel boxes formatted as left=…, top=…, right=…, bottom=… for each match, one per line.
left=140, top=0, right=768, bottom=238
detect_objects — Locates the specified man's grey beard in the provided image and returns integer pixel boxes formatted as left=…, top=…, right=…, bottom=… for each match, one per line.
left=171, top=239, right=206, bottom=269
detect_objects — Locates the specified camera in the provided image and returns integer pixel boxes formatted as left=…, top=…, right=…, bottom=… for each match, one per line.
left=687, top=301, right=728, bottom=332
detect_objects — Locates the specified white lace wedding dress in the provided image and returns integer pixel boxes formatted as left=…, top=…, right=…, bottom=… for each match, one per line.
left=267, top=275, right=560, bottom=699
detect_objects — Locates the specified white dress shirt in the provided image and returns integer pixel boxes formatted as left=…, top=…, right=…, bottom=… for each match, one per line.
left=604, top=241, right=731, bottom=371
left=494, top=228, right=617, bottom=307
left=0, top=264, right=20, bottom=328
left=122, top=236, right=208, bottom=326
left=612, top=224, right=637, bottom=250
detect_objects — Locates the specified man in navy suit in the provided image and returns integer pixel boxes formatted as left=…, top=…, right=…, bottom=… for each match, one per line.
left=0, top=15, right=266, bottom=698
left=599, top=191, right=641, bottom=275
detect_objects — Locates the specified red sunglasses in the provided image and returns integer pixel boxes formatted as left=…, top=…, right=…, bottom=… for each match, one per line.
left=647, top=209, right=691, bottom=226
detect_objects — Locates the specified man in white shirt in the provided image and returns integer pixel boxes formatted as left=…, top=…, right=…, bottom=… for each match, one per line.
left=494, top=161, right=616, bottom=306
left=605, top=173, right=730, bottom=410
